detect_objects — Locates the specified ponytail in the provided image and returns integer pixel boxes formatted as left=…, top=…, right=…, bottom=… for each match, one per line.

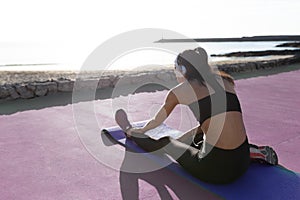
left=214, top=70, right=235, bottom=86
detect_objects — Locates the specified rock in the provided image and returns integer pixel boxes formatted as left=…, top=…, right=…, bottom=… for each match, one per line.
left=57, top=80, right=74, bottom=92
left=4, top=96, right=13, bottom=100
left=239, top=63, right=247, bottom=71
left=110, top=76, right=120, bottom=87
left=247, top=62, right=257, bottom=71
left=0, top=86, right=10, bottom=99
left=261, top=61, right=271, bottom=69
left=7, top=85, right=20, bottom=99
left=98, top=78, right=112, bottom=89
left=268, top=60, right=276, bottom=68
left=75, top=79, right=98, bottom=90
left=27, top=84, right=36, bottom=91
left=35, top=88, right=47, bottom=96
left=130, top=74, right=149, bottom=84
left=35, top=83, right=48, bottom=96
left=47, top=82, right=58, bottom=95
left=27, top=81, right=57, bottom=96
left=15, top=84, right=34, bottom=99
left=229, top=65, right=239, bottom=73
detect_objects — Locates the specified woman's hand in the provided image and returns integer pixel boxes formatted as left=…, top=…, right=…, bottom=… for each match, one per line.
left=127, top=127, right=144, bottom=137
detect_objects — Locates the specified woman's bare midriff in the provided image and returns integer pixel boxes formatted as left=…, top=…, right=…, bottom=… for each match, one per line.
left=201, top=112, right=247, bottom=150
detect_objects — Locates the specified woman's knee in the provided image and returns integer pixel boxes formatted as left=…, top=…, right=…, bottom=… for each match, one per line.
left=158, top=136, right=171, bottom=145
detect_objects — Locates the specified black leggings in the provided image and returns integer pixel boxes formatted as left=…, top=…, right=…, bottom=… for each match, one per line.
left=130, top=133, right=250, bottom=184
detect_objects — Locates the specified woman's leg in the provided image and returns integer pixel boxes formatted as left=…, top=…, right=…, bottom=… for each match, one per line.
left=129, top=132, right=199, bottom=163
left=115, top=109, right=203, bottom=172
left=129, top=132, right=170, bottom=152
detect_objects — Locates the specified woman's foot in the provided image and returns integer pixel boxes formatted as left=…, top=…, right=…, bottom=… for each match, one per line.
left=250, top=144, right=278, bottom=165
left=115, top=109, right=132, bottom=134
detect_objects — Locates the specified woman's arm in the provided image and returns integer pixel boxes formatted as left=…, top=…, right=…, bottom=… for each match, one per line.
left=140, top=90, right=179, bottom=133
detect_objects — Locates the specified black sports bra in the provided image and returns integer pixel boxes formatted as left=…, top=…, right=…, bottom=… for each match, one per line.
left=188, top=91, right=242, bottom=124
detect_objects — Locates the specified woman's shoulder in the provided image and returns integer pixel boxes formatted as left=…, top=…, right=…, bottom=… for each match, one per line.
left=170, top=81, right=207, bottom=105
left=171, top=81, right=193, bottom=93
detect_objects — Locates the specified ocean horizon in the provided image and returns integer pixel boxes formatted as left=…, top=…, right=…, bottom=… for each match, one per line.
left=0, top=41, right=297, bottom=71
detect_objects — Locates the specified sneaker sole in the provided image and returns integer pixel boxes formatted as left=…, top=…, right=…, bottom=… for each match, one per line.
left=115, top=109, right=132, bottom=133
left=250, top=145, right=279, bottom=165
left=260, top=146, right=278, bottom=165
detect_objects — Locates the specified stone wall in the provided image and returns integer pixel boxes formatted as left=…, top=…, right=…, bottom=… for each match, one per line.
left=1, top=55, right=300, bottom=101
left=0, top=71, right=177, bottom=100
left=217, top=55, right=300, bottom=74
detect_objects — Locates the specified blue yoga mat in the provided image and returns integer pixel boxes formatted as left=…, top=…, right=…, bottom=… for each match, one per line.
left=102, top=124, right=300, bottom=200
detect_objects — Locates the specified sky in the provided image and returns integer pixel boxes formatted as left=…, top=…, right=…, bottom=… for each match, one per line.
left=0, top=0, right=299, bottom=68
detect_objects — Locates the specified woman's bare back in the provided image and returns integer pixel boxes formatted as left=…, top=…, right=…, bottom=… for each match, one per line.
left=172, top=78, right=247, bottom=149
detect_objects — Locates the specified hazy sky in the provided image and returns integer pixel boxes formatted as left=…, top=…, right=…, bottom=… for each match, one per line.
left=0, top=0, right=299, bottom=67
left=1, top=0, right=299, bottom=42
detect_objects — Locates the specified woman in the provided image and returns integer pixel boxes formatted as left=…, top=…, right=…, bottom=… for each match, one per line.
left=115, top=48, right=278, bottom=184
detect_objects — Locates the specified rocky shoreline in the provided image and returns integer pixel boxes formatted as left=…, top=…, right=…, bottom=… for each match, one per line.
left=1, top=55, right=300, bottom=101
left=217, top=55, right=300, bottom=73
left=276, top=42, right=300, bottom=48
left=211, top=49, right=300, bottom=57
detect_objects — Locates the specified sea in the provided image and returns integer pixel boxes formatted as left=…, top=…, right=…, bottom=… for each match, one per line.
left=0, top=41, right=297, bottom=71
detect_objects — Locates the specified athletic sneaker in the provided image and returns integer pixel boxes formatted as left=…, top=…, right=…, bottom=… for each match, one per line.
left=115, top=109, right=132, bottom=133
left=249, top=144, right=278, bottom=165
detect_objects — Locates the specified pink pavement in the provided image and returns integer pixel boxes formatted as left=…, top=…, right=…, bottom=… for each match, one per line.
left=1, top=70, right=299, bottom=199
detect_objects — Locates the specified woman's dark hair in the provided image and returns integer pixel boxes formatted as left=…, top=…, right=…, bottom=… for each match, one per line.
left=175, top=48, right=235, bottom=90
